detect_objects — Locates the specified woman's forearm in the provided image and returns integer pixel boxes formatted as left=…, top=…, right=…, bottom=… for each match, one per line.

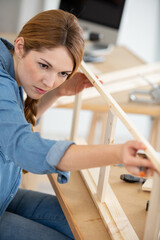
left=56, top=141, right=155, bottom=177
left=56, top=144, right=122, bottom=171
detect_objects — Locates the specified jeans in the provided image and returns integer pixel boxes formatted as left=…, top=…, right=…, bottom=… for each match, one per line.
left=0, top=188, right=75, bottom=240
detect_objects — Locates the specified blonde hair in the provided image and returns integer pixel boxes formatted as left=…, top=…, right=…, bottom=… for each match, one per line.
left=17, top=9, right=84, bottom=127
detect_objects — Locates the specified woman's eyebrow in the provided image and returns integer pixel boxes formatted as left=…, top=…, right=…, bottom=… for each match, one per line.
left=40, top=58, right=52, bottom=67
left=40, top=58, right=72, bottom=73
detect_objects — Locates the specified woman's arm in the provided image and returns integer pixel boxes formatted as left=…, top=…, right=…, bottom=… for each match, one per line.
left=57, top=141, right=155, bottom=177
left=36, top=72, right=93, bottom=119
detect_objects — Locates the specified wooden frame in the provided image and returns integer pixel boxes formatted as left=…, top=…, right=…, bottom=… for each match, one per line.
left=69, top=60, right=160, bottom=240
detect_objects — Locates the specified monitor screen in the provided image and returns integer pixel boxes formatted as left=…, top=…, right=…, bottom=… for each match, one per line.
left=59, top=0, right=125, bottom=30
left=59, top=0, right=126, bottom=59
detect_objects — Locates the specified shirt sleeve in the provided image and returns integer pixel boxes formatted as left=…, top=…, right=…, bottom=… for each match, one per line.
left=0, top=71, right=74, bottom=184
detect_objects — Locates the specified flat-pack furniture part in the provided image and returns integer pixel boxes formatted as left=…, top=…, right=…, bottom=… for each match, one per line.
left=67, top=60, right=160, bottom=240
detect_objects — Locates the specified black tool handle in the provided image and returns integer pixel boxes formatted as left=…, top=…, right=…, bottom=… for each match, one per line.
left=120, top=174, right=146, bottom=183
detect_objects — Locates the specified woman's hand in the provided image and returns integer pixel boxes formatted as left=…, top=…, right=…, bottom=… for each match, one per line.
left=121, top=141, right=156, bottom=177
left=57, top=72, right=95, bottom=96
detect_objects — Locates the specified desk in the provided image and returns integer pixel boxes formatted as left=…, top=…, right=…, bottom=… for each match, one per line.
left=48, top=46, right=159, bottom=239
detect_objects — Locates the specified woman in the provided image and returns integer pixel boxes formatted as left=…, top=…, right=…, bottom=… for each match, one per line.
left=0, top=9, right=155, bottom=240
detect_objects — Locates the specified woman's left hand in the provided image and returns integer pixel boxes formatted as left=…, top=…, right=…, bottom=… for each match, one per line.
left=57, top=72, right=95, bottom=96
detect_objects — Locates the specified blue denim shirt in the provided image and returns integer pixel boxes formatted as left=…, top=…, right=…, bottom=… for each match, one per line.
left=0, top=38, right=74, bottom=218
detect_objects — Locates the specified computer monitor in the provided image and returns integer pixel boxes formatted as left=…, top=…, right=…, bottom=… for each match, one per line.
left=59, top=0, right=126, bottom=49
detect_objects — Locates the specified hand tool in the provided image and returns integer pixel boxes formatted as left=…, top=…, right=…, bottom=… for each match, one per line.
left=120, top=174, right=146, bottom=183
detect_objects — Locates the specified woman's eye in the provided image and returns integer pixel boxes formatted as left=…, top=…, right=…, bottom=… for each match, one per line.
left=39, top=63, right=48, bottom=69
left=60, top=72, right=69, bottom=78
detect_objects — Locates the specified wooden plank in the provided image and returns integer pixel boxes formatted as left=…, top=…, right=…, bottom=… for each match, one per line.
left=143, top=173, right=160, bottom=240
left=98, top=62, right=160, bottom=85
left=142, top=178, right=153, bottom=192
left=79, top=60, right=160, bottom=174
left=81, top=169, right=139, bottom=240
left=97, top=166, right=110, bottom=202
left=48, top=174, right=84, bottom=240
left=81, top=169, right=123, bottom=240
left=143, top=116, right=160, bottom=239
left=48, top=172, right=111, bottom=240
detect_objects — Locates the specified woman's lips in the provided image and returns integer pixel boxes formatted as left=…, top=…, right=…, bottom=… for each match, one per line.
left=35, top=87, right=47, bottom=94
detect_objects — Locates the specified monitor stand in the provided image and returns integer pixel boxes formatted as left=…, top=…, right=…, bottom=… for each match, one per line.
left=84, top=42, right=114, bottom=62
left=85, top=42, right=114, bottom=55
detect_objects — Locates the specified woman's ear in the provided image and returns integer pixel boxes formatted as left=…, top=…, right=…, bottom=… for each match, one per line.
left=14, top=37, right=25, bottom=58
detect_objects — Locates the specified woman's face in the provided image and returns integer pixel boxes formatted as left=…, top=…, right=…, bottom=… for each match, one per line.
left=14, top=41, right=74, bottom=99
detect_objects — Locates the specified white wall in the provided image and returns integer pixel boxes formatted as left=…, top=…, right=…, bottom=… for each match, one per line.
left=43, top=0, right=60, bottom=10
left=117, top=0, right=160, bottom=62
left=0, top=0, right=20, bottom=33
left=16, top=0, right=44, bottom=33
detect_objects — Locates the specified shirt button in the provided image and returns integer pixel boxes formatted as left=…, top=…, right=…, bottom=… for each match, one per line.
left=10, top=194, right=14, bottom=198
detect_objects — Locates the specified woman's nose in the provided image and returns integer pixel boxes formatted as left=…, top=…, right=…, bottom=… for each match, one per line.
left=42, top=75, right=56, bottom=89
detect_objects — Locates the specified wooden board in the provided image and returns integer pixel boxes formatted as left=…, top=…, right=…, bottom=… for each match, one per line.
left=142, top=178, right=153, bottom=192
left=48, top=171, right=111, bottom=240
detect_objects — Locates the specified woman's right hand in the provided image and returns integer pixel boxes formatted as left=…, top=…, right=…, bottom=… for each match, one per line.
left=121, top=140, right=156, bottom=177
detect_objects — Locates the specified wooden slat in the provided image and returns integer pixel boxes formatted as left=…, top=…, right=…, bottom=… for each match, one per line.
left=142, top=178, right=153, bottom=192
left=143, top=173, right=160, bottom=240
left=70, top=93, right=82, bottom=141
left=97, top=110, right=117, bottom=202
left=143, top=116, right=160, bottom=239
left=81, top=169, right=139, bottom=240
